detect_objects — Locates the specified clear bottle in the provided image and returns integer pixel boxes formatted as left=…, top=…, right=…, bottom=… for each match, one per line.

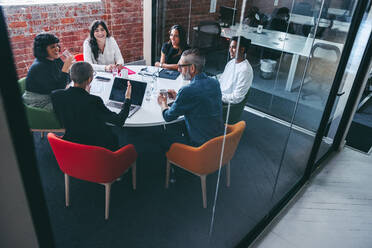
left=151, top=74, right=158, bottom=97
left=145, top=81, right=152, bottom=101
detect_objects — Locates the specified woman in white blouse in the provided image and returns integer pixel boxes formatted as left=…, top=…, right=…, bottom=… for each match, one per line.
left=83, top=20, right=124, bottom=72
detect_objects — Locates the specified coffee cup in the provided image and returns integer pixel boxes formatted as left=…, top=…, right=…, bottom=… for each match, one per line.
left=257, top=25, right=263, bottom=34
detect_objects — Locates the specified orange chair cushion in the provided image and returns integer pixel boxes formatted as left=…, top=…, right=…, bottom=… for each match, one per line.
left=166, top=121, right=246, bottom=175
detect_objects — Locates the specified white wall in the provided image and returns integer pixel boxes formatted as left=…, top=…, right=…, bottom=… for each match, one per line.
left=0, top=96, right=38, bottom=248
left=143, top=0, right=152, bottom=65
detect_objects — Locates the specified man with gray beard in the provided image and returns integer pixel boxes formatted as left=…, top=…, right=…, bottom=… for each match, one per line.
left=157, top=48, right=224, bottom=150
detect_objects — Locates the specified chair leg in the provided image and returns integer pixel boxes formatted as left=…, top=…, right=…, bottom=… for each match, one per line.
left=132, top=161, right=136, bottom=190
left=165, top=159, right=170, bottom=188
left=200, top=175, right=207, bottom=208
left=105, top=183, right=111, bottom=220
left=65, top=174, right=69, bottom=207
left=226, top=161, right=231, bottom=187
left=40, top=131, right=44, bottom=139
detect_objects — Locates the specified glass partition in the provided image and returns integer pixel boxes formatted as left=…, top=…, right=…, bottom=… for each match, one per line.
left=211, top=0, right=360, bottom=245
left=209, top=0, right=311, bottom=244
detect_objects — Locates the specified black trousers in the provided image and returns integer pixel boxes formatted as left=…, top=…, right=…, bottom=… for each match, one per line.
left=161, top=121, right=193, bottom=151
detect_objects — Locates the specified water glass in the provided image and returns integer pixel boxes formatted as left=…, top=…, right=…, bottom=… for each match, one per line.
left=120, top=69, right=128, bottom=79
left=62, top=49, right=75, bottom=61
left=145, top=82, right=153, bottom=101
left=112, top=67, right=118, bottom=77
left=151, top=74, right=158, bottom=96
left=159, top=89, right=168, bottom=99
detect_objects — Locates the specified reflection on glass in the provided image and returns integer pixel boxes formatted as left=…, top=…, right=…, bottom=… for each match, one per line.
left=213, top=0, right=358, bottom=246
left=272, top=0, right=358, bottom=211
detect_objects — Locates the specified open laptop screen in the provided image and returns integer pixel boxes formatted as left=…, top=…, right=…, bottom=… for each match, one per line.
left=109, top=78, right=147, bottom=106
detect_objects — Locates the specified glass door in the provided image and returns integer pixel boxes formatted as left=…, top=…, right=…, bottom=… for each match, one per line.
left=315, top=0, right=372, bottom=163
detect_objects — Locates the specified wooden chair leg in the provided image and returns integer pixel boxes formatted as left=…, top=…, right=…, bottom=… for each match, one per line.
left=226, top=161, right=231, bottom=187
left=165, top=159, right=170, bottom=188
left=200, top=175, right=207, bottom=208
left=65, top=174, right=70, bottom=207
left=105, top=183, right=111, bottom=220
left=132, top=161, right=136, bottom=190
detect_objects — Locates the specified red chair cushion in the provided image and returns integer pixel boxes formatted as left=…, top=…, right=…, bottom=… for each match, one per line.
left=48, top=133, right=137, bottom=183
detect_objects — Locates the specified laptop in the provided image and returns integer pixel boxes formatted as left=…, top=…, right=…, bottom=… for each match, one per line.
left=106, top=78, right=147, bottom=118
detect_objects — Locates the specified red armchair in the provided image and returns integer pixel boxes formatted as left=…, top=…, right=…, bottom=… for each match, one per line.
left=47, top=133, right=137, bottom=220
left=74, top=53, right=84, bottom=62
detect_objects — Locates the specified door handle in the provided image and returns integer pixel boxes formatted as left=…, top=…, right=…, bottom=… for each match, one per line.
left=336, top=91, right=345, bottom=96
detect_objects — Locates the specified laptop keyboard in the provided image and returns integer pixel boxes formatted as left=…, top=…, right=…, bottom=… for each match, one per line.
left=107, top=101, right=123, bottom=109
left=107, top=102, right=136, bottom=112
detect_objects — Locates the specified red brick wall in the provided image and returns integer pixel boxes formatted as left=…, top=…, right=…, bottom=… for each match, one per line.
left=163, top=0, right=218, bottom=44
left=3, top=0, right=143, bottom=78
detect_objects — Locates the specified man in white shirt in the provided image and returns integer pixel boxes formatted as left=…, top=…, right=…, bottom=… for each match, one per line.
left=219, top=36, right=253, bottom=104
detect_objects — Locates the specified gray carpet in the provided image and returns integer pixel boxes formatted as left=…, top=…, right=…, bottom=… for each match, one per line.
left=34, top=111, right=315, bottom=248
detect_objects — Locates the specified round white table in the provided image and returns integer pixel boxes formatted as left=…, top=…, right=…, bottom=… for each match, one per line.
left=90, top=65, right=187, bottom=127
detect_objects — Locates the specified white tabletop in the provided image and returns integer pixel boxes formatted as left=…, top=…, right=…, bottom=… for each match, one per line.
left=221, top=25, right=344, bottom=91
left=221, top=25, right=343, bottom=57
left=289, top=13, right=350, bottom=33
left=90, top=65, right=187, bottom=127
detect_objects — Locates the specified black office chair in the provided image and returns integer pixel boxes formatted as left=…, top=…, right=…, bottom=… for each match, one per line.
left=192, top=21, right=226, bottom=73
left=263, top=7, right=295, bottom=60
left=268, top=7, right=295, bottom=34
left=223, top=91, right=250, bottom=124
left=314, top=15, right=334, bottom=39
left=193, top=21, right=221, bottom=52
left=292, top=2, right=314, bottom=36
left=243, top=7, right=268, bottom=28
left=301, top=43, right=341, bottom=101
left=293, top=2, right=313, bottom=16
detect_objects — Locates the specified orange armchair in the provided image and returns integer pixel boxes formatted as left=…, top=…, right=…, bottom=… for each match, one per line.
left=166, top=121, right=246, bottom=208
left=47, top=133, right=137, bottom=220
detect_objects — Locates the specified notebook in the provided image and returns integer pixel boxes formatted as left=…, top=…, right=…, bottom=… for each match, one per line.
left=106, top=78, right=147, bottom=118
left=158, top=69, right=180, bottom=80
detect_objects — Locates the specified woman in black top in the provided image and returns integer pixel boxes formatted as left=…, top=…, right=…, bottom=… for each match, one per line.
left=23, top=33, right=74, bottom=110
left=155, top=25, right=188, bottom=71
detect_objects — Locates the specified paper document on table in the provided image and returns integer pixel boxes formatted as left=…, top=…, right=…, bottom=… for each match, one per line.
left=122, top=66, right=136, bottom=75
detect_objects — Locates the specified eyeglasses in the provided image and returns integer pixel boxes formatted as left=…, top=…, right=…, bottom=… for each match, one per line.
left=178, top=63, right=192, bottom=68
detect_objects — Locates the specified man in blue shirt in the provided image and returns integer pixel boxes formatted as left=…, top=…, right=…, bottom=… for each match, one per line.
left=157, top=48, right=224, bottom=149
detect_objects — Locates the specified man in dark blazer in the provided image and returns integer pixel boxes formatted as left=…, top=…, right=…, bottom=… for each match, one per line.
left=51, top=62, right=132, bottom=151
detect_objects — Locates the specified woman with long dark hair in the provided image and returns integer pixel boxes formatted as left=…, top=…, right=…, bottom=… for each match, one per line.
left=23, top=33, right=74, bottom=110
left=83, top=20, right=124, bottom=72
left=155, top=24, right=188, bottom=70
